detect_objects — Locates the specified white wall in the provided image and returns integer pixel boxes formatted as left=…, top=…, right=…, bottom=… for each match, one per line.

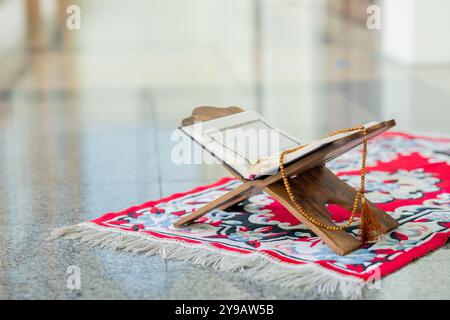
left=382, top=0, right=450, bottom=64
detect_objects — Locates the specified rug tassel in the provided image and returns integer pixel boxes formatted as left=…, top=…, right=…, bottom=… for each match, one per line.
left=359, top=197, right=381, bottom=243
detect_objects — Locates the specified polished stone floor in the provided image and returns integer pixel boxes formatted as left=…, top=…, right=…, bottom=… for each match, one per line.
left=0, top=0, right=449, bottom=299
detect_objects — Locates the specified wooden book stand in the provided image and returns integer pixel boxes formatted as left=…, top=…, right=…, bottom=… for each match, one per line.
left=173, top=106, right=399, bottom=255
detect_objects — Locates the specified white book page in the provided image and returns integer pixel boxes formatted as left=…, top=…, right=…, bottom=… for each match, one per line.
left=181, top=111, right=302, bottom=178
left=250, top=121, right=380, bottom=175
left=181, top=111, right=381, bottom=179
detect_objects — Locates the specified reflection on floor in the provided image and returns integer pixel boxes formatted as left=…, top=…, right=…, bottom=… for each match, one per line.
left=0, top=0, right=449, bottom=299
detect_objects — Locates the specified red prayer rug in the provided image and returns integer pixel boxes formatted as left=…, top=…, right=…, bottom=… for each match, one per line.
left=51, top=132, right=450, bottom=299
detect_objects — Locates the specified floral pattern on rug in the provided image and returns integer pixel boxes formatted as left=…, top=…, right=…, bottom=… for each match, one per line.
left=89, top=132, right=450, bottom=282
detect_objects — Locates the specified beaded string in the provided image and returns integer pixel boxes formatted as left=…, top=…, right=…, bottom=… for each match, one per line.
left=278, top=126, right=368, bottom=231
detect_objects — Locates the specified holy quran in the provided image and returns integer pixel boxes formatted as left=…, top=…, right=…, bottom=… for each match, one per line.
left=179, top=110, right=380, bottom=180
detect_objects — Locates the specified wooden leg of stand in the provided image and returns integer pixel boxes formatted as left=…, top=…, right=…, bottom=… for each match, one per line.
left=264, top=166, right=398, bottom=255
left=173, top=183, right=258, bottom=227
left=309, top=167, right=399, bottom=233
left=173, top=166, right=399, bottom=255
left=265, top=181, right=362, bottom=255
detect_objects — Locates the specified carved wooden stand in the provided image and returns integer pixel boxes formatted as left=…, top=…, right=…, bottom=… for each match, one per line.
left=173, top=106, right=399, bottom=255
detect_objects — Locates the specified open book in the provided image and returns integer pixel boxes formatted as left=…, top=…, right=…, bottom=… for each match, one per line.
left=179, top=111, right=379, bottom=180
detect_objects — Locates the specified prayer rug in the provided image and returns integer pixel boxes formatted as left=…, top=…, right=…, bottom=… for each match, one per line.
left=51, top=132, right=450, bottom=298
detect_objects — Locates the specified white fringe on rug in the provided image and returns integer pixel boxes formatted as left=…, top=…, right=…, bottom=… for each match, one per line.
left=49, top=222, right=368, bottom=299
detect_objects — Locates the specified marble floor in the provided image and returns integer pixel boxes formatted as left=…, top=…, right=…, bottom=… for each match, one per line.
left=0, top=0, right=449, bottom=299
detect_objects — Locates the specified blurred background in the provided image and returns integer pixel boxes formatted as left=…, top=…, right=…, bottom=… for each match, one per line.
left=1, top=0, right=450, bottom=299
